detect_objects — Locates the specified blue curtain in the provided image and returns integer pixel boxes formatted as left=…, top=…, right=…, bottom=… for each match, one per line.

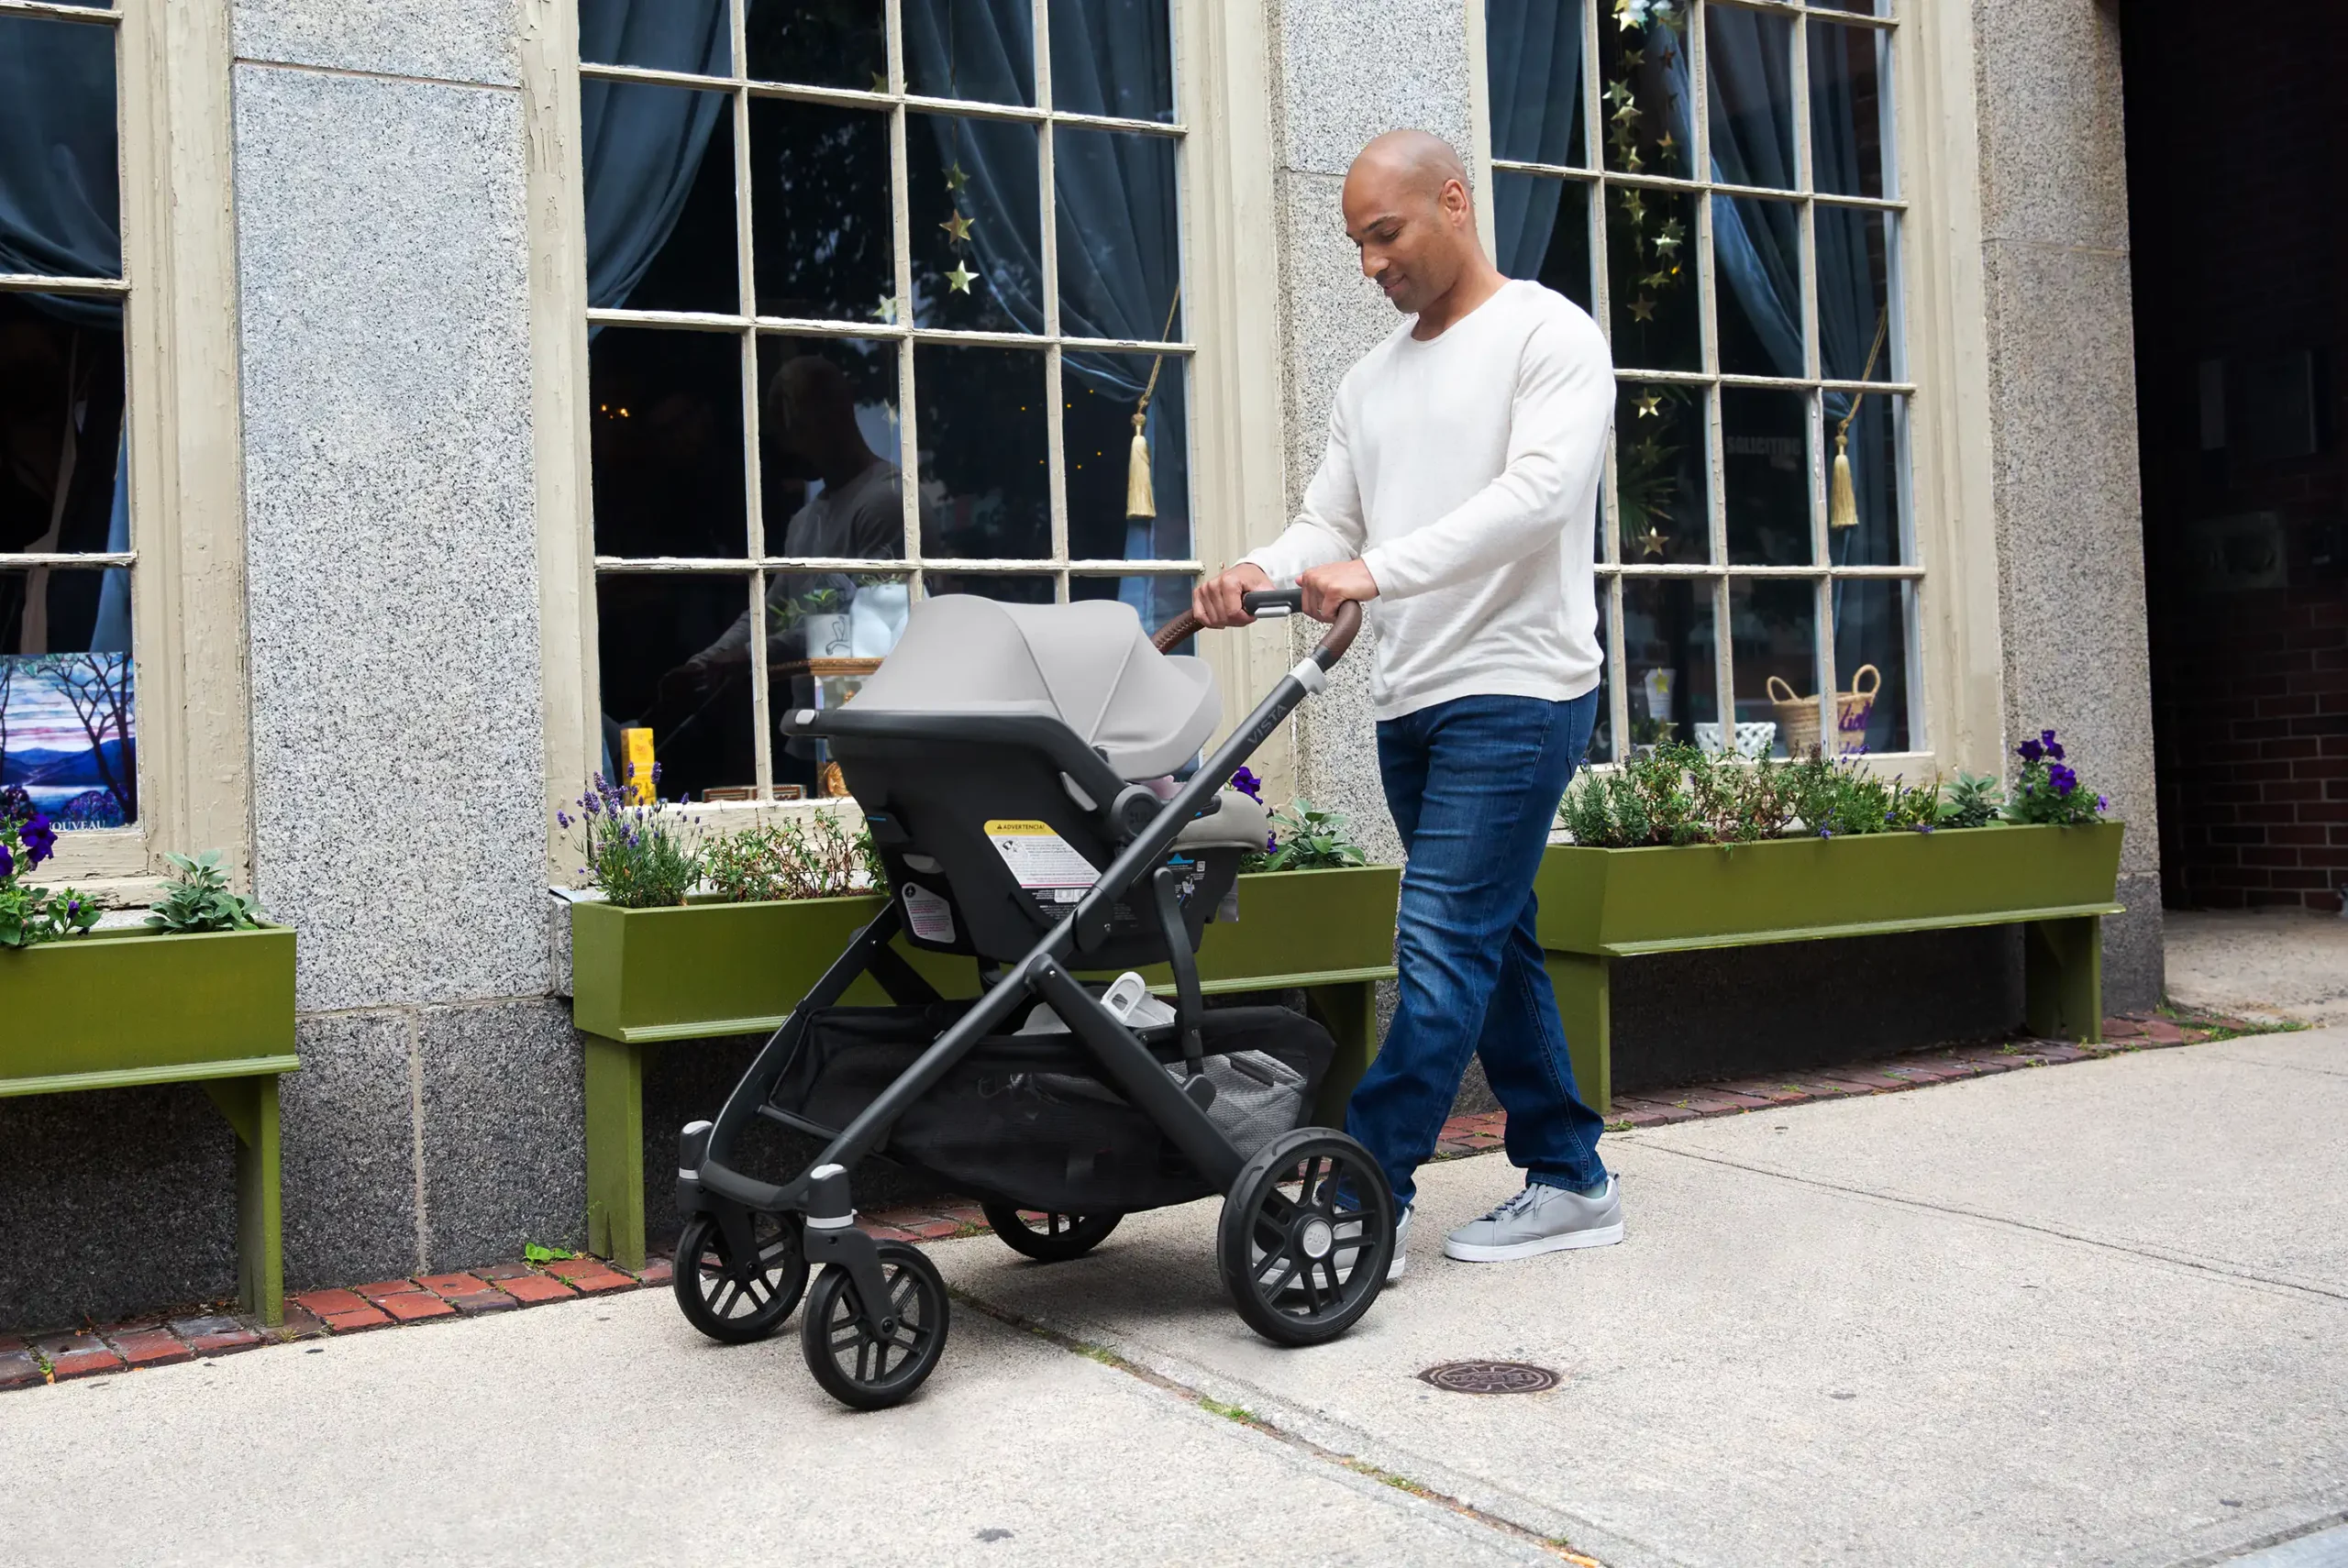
left=903, top=1, right=1189, bottom=622
left=0, top=16, right=129, bottom=656
left=578, top=0, right=729, bottom=310
left=1486, top=0, right=1586, bottom=282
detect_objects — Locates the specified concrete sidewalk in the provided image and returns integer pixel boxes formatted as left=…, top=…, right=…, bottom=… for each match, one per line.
left=3, top=1028, right=2342, bottom=1566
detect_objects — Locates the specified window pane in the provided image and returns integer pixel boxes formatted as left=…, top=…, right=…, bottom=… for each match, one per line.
left=1713, top=193, right=1804, bottom=380
left=1616, top=382, right=1708, bottom=564
left=909, top=113, right=1040, bottom=334
left=1056, top=127, right=1182, bottom=343
left=1050, top=0, right=1175, bottom=123
left=1704, top=5, right=1796, bottom=192
left=1811, top=0, right=1890, bottom=17
left=2, top=296, right=127, bottom=558
left=1816, top=204, right=1894, bottom=383
left=589, top=327, right=747, bottom=558
left=903, top=0, right=1035, bottom=107
left=1, top=569, right=136, bottom=828
left=1830, top=579, right=1911, bottom=753
left=1607, top=186, right=1699, bottom=371
left=0, top=15, right=120, bottom=282
left=1810, top=22, right=1891, bottom=200
left=1064, top=351, right=1189, bottom=565
left=596, top=573, right=758, bottom=803
left=1487, top=0, right=1587, bottom=169
left=770, top=569, right=908, bottom=795
left=583, top=84, right=737, bottom=315
left=748, top=98, right=893, bottom=322
left=579, top=0, right=729, bottom=73
left=1722, top=386, right=1811, bottom=566
left=758, top=336, right=903, bottom=560
left=914, top=344, right=1049, bottom=560
left=1589, top=585, right=1614, bottom=764
left=1073, top=573, right=1191, bottom=639
left=1596, top=8, right=1692, bottom=180
left=1825, top=392, right=1907, bottom=567
left=1728, top=577, right=1814, bottom=760
left=745, top=0, right=883, bottom=89
left=1495, top=173, right=1592, bottom=315
left=924, top=573, right=1054, bottom=604
left=1621, top=577, right=1716, bottom=750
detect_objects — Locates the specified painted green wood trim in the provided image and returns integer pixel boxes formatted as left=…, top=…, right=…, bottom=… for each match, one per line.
left=1598, top=902, right=2127, bottom=957
left=202, top=1076, right=284, bottom=1325
left=2024, top=916, right=2105, bottom=1044
left=1535, top=823, right=2126, bottom=956
left=570, top=866, right=1403, bottom=1044
left=0, top=924, right=296, bottom=1081
left=1303, top=981, right=1379, bottom=1128
left=1543, top=951, right=1613, bottom=1115
left=584, top=1033, right=648, bottom=1270
left=0, top=1054, right=303, bottom=1099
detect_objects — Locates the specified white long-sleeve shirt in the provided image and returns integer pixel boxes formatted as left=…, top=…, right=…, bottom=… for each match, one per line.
left=1243, top=280, right=1614, bottom=721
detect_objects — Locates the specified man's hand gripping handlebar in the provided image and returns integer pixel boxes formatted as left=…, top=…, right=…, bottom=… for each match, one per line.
left=1150, top=587, right=1362, bottom=673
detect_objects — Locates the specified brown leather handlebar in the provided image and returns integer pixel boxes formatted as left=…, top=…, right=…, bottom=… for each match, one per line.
left=1150, top=599, right=1363, bottom=673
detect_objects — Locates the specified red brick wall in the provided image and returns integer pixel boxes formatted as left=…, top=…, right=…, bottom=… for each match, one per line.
left=2122, top=4, right=2348, bottom=912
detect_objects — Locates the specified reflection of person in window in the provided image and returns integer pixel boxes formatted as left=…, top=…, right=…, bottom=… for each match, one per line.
left=655, top=356, right=902, bottom=712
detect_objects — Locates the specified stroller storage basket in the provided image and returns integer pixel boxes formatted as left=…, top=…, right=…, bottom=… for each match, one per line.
left=778, top=1002, right=1334, bottom=1214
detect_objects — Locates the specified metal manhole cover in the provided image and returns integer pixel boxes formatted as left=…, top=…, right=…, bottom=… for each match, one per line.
left=1417, top=1360, right=1560, bottom=1396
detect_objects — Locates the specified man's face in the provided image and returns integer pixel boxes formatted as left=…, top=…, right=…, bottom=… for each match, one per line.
left=1342, top=164, right=1467, bottom=316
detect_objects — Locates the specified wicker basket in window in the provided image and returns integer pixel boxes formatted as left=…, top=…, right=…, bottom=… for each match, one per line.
left=1767, top=665, right=1880, bottom=757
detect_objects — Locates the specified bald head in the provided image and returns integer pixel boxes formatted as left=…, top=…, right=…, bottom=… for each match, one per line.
left=1341, top=130, right=1495, bottom=326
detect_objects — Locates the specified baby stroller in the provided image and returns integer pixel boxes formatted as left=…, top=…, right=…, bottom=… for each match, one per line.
left=672, top=589, right=1397, bottom=1408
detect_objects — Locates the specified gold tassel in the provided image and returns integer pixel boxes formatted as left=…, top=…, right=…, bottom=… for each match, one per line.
left=1828, top=430, right=1858, bottom=531
left=1125, top=410, right=1156, bottom=520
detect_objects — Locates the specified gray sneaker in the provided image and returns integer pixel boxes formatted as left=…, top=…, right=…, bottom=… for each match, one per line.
left=1442, top=1178, right=1623, bottom=1263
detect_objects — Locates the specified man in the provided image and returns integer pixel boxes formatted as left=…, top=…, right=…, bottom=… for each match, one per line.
left=1193, top=130, right=1621, bottom=1275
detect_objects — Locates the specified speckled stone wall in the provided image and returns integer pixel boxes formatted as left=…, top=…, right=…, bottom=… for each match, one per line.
left=1970, top=0, right=2165, bottom=1009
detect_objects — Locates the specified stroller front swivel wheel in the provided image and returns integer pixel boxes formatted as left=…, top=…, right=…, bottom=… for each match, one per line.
left=1218, top=1129, right=1395, bottom=1348
left=980, top=1204, right=1123, bottom=1264
left=674, top=1210, right=807, bottom=1344
left=801, top=1241, right=951, bottom=1410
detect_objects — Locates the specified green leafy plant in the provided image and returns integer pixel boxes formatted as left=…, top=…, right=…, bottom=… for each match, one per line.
left=2004, top=729, right=2108, bottom=826
left=522, top=1242, right=573, bottom=1264
left=1557, top=743, right=1940, bottom=846
left=144, top=851, right=260, bottom=933
left=0, top=786, right=100, bottom=948
left=1243, top=799, right=1368, bottom=873
left=559, top=770, right=702, bottom=909
left=702, top=812, right=880, bottom=903
left=1937, top=770, right=2005, bottom=830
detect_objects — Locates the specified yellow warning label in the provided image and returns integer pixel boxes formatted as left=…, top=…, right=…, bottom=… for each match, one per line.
left=982, top=819, right=1099, bottom=892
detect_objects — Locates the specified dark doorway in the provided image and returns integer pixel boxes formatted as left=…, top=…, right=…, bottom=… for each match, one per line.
left=2121, top=5, right=2347, bottom=913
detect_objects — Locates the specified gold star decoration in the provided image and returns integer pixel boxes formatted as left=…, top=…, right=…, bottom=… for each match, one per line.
left=1611, top=97, right=1641, bottom=128
left=939, top=211, right=974, bottom=244
left=945, top=260, right=979, bottom=294
left=1628, top=295, right=1657, bottom=323
left=1620, top=189, right=1646, bottom=222
left=1635, top=392, right=1664, bottom=418
left=1636, top=522, right=1668, bottom=558
left=1656, top=217, right=1685, bottom=256
left=944, top=161, right=969, bottom=195
left=1657, top=130, right=1678, bottom=156
left=1604, top=81, right=1634, bottom=111
left=1621, top=145, right=1645, bottom=173
left=1623, top=48, right=1645, bottom=69
left=1615, top=1, right=1644, bottom=32
left=869, top=293, right=899, bottom=325
left=870, top=72, right=889, bottom=94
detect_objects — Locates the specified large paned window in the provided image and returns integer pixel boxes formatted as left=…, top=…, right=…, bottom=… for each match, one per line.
left=577, top=0, right=1192, bottom=802
left=0, top=0, right=138, bottom=833
left=1486, top=0, right=1917, bottom=762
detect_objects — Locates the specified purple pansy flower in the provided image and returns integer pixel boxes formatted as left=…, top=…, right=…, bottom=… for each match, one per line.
left=1229, top=766, right=1265, bottom=803
left=2017, top=737, right=2044, bottom=765
left=2041, top=729, right=2066, bottom=762
left=0, top=843, right=13, bottom=880
left=19, top=812, right=55, bottom=868
left=2047, top=763, right=2078, bottom=796
left=2097, top=794, right=2110, bottom=812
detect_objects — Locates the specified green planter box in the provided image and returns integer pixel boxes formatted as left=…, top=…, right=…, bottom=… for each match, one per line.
left=1532, top=823, right=2126, bottom=1112
left=569, top=866, right=1401, bottom=1266
left=0, top=924, right=299, bottom=1322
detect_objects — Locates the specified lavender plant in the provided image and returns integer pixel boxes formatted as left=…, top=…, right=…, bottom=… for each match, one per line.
left=0, top=786, right=100, bottom=948
left=2003, top=730, right=2109, bottom=826
left=559, top=769, right=702, bottom=909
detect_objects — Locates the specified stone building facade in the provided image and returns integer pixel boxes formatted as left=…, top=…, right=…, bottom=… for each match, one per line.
left=2, top=0, right=2174, bottom=1327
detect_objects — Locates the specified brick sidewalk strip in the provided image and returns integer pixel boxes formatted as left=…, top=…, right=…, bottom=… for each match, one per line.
left=107, top=1327, right=194, bottom=1369
left=170, top=1316, right=264, bottom=1355
left=375, top=1293, right=458, bottom=1323
left=498, top=1275, right=577, bottom=1306
left=0, top=1351, right=41, bottom=1391
left=37, top=1334, right=125, bottom=1380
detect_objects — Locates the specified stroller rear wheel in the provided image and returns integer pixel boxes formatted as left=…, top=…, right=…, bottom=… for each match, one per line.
left=801, top=1242, right=951, bottom=1410
left=980, top=1204, right=1123, bottom=1264
left=673, top=1210, right=807, bottom=1344
left=1217, top=1129, right=1394, bottom=1348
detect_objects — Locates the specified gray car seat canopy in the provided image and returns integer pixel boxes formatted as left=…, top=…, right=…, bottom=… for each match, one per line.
left=848, top=595, right=1221, bottom=779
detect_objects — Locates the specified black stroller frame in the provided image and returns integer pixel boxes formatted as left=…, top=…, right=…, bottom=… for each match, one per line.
left=673, top=592, right=1400, bottom=1408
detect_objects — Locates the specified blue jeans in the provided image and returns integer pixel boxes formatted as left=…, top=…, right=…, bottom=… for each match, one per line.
left=1345, top=691, right=1608, bottom=1210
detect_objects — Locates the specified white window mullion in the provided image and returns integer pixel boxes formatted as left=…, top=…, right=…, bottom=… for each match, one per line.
left=1035, top=0, right=1069, bottom=602
left=883, top=0, right=921, bottom=598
